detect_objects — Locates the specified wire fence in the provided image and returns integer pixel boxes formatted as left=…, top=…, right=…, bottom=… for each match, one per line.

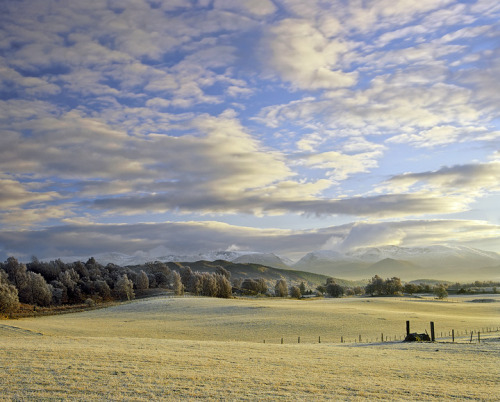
left=259, top=325, right=500, bottom=345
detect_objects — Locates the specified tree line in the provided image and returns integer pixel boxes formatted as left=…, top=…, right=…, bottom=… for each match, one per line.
left=3, top=255, right=480, bottom=317
left=0, top=256, right=358, bottom=315
left=0, top=256, right=154, bottom=315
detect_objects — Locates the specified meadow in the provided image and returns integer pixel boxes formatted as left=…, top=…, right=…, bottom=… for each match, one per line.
left=0, top=295, right=499, bottom=400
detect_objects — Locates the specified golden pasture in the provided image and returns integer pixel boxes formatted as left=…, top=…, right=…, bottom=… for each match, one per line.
left=0, top=295, right=499, bottom=400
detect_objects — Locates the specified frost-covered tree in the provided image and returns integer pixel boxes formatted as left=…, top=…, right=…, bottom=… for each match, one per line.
left=275, top=279, right=288, bottom=297
left=215, top=274, right=232, bottom=298
left=290, top=285, right=302, bottom=299
left=4, top=257, right=28, bottom=292
left=172, top=271, right=184, bottom=296
left=114, top=274, right=135, bottom=301
left=433, top=284, right=448, bottom=299
left=326, top=281, right=344, bottom=298
left=365, top=275, right=385, bottom=296
left=188, top=272, right=203, bottom=295
left=23, top=272, right=52, bottom=306
left=59, top=269, right=79, bottom=291
left=180, top=266, right=193, bottom=288
left=385, top=277, right=403, bottom=295
left=0, top=271, right=19, bottom=315
left=154, top=272, right=169, bottom=288
left=215, top=266, right=231, bottom=280
left=201, top=273, right=218, bottom=297
left=95, top=280, right=111, bottom=300
left=136, top=270, right=149, bottom=290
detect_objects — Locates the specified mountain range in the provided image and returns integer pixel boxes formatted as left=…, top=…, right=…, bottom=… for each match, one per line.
left=293, top=245, right=500, bottom=280
left=59, top=245, right=500, bottom=281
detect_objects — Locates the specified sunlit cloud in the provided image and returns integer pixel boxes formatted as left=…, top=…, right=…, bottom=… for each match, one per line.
left=1, top=0, right=500, bottom=260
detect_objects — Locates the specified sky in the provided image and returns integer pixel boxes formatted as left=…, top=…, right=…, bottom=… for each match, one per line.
left=1, top=0, right=500, bottom=262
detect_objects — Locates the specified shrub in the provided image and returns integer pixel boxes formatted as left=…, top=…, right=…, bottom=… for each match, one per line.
left=85, top=298, right=96, bottom=307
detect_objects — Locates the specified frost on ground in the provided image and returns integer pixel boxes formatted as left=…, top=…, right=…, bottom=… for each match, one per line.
left=0, top=296, right=499, bottom=400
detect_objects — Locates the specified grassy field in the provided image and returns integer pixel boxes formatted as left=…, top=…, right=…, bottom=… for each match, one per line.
left=1, top=295, right=499, bottom=400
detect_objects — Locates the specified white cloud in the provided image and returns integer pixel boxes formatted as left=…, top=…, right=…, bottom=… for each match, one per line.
left=0, top=64, right=60, bottom=95
left=1, top=218, right=499, bottom=261
left=299, top=150, right=382, bottom=181
left=380, top=162, right=500, bottom=195
left=1, top=0, right=500, bottom=256
left=263, top=18, right=357, bottom=90
left=0, top=176, right=59, bottom=209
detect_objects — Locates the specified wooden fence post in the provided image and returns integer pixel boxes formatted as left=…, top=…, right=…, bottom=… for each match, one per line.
left=406, top=320, right=410, bottom=337
left=281, top=337, right=283, bottom=344
left=452, top=329, right=454, bottom=343
left=381, top=333, right=384, bottom=342
left=298, top=336, right=300, bottom=344
left=430, top=322, right=435, bottom=342
left=478, top=332, right=480, bottom=343
left=318, top=336, right=321, bottom=344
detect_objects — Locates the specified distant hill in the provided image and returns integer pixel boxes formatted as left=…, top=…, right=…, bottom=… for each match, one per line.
left=409, top=279, right=454, bottom=286
left=231, top=253, right=292, bottom=270
left=53, top=244, right=500, bottom=282
left=132, top=260, right=364, bottom=288
left=366, top=258, right=421, bottom=278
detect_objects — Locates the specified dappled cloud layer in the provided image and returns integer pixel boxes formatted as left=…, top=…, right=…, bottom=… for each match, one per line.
left=1, top=0, right=500, bottom=259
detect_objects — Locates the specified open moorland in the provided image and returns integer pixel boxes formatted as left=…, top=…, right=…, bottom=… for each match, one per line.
left=1, top=295, right=499, bottom=400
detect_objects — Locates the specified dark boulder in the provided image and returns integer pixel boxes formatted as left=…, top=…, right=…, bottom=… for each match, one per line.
left=404, top=332, right=431, bottom=342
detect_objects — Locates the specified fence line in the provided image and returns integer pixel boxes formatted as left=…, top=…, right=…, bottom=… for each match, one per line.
left=259, top=325, right=500, bottom=345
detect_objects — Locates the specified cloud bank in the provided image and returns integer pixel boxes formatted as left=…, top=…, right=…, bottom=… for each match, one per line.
left=1, top=0, right=499, bottom=259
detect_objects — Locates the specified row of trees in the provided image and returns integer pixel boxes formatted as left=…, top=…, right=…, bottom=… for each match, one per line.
left=2, top=255, right=469, bottom=317
left=365, top=275, right=450, bottom=299
left=0, top=257, right=174, bottom=315
left=174, top=266, right=232, bottom=298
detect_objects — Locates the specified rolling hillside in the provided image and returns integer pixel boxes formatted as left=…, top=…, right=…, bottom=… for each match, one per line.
left=132, top=260, right=364, bottom=288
